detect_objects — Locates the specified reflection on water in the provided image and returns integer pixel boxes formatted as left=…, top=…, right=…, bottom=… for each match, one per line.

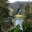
left=13, top=18, right=23, bottom=30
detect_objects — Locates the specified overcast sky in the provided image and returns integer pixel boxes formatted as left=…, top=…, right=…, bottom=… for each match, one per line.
left=8, top=0, right=32, bottom=3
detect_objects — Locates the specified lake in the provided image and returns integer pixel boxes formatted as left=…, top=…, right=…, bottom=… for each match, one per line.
left=12, top=18, right=23, bottom=30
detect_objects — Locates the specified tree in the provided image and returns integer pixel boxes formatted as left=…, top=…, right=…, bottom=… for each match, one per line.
left=0, top=0, right=9, bottom=23
left=22, top=2, right=32, bottom=32
left=0, top=0, right=9, bottom=32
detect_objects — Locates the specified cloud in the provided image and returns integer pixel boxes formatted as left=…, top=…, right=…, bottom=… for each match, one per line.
left=8, top=0, right=32, bottom=3
left=8, top=0, right=28, bottom=3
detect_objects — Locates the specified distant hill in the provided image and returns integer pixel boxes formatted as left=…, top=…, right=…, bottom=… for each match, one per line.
left=8, top=1, right=27, bottom=9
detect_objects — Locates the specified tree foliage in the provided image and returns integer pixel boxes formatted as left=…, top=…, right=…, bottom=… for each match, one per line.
left=8, top=25, right=22, bottom=32
left=22, top=2, right=32, bottom=32
left=0, top=0, right=9, bottom=23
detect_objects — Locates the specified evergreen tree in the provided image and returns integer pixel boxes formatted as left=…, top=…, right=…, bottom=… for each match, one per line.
left=0, top=0, right=9, bottom=23
left=0, top=0, right=9, bottom=32
left=22, top=2, right=32, bottom=32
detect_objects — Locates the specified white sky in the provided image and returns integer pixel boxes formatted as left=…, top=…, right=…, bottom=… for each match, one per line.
left=8, top=0, right=32, bottom=3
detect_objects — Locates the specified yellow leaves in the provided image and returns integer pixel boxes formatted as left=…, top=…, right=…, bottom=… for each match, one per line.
left=9, top=8, right=13, bottom=12
left=9, top=8, right=13, bottom=16
left=14, top=14, right=22, bottom=18
left=10, top=8, right=13, bottom=12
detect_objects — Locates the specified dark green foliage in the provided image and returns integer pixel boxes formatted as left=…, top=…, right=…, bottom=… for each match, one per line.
left=0, top=25, right=1, bottom=32
left=0, top=0, right=9, bottom=23
left=22, top=22, right=32, bottom=32
left=29, top=13, right=32, bottom=19
left=8, top=29, right=14, bottom=32
left=0, top=0, right=9, bottom=32
left=16, top=8, right=20, bottom=14
left=22, top=2, right=32, bottom=32
left=8, top=25, right=22, bottom=32
left=24, top=3, right=30, bottom=21
left=0, top=0, right=8, bottom=7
